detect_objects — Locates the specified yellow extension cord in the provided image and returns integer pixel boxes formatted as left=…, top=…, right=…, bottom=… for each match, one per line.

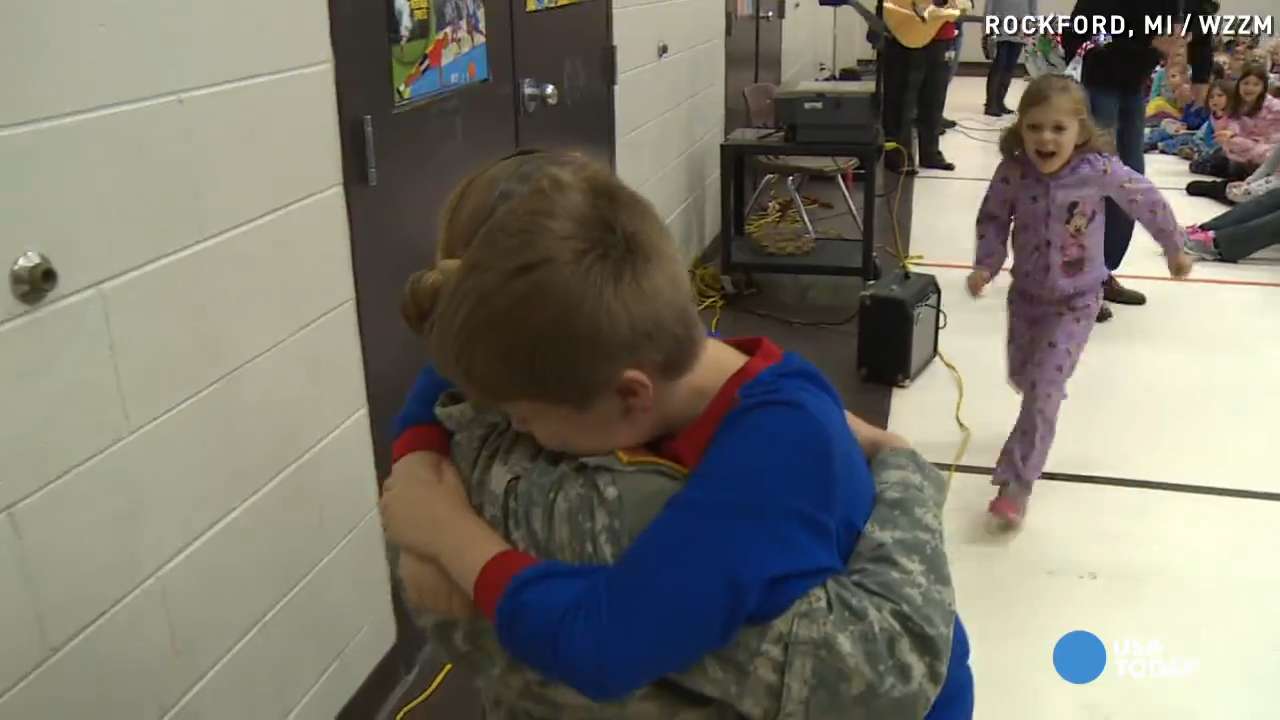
left=397, top=144, right=974, bottom=718
left=881, top=142, right=972, bottom=486
left=394, top=662, right=453, bottom=719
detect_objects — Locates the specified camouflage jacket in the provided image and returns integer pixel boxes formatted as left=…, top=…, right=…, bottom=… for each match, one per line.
left=399, top=391, right=956, bottom=719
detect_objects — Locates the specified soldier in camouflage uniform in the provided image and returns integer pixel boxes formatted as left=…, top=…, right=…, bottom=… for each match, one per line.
left=392, top=390, right=960, bottom=719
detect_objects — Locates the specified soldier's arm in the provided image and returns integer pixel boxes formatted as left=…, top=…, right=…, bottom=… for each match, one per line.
left=658, top=446, right=958, bottom=720
left=798, top=448, right=958, bottom=718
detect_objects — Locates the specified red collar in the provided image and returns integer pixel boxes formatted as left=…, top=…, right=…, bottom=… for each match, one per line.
left=653, top=337, right=783, bottom=469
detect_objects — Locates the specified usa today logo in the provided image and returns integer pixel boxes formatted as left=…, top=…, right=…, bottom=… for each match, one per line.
left=1053, top=631, right=1200, bottom=684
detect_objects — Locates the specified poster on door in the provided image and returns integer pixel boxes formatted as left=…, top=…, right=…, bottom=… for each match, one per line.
left=390, top=0, right=489, bottom=104
left=526, top=0, right=588, bottom=11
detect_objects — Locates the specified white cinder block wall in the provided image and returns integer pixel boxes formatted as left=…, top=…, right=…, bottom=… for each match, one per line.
left=0, top=2, right=395, bottom=718
left=614, top=0, right=727, bottom=263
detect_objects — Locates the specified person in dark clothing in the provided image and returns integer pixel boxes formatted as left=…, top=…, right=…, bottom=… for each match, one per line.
left=1061, top=0, right=1211, bottom=322
left=983, top=0, right=1037, bottom=116
left=939, top=23, right=964, bottom=131
left=880, top=3, right=959, bottom=174
left=1186, top=1, right=1219, bottom=104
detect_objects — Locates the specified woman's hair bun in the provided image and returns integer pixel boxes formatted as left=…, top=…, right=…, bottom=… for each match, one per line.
left=400, top=258, right=461, bottom=336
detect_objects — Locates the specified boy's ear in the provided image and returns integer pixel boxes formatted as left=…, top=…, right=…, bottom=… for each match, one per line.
left=615, top=369, right=656, bottom=414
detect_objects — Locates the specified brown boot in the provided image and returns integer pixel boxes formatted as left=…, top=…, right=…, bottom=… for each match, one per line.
left=1103, top=276, right=1146, bottom=305
left=1096, top=302, right=1113, bottom=323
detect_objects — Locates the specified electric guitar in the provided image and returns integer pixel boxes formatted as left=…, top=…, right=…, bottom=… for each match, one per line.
left=882, top=0, right=983, bottom=49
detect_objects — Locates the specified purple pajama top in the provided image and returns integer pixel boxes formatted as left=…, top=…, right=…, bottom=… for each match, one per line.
left=974, top=152, right=1187, bottom=300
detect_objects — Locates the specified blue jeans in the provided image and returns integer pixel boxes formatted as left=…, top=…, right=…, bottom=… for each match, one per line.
left=1086, top=86, right=1146, bottom=272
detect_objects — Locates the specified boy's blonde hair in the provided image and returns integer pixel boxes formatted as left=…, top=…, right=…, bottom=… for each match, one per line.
left=401, top=151, right=704, bottom=409
left=999, top=75, right=1114, bottom=160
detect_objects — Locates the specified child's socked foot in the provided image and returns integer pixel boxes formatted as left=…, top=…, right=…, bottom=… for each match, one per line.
left=987, top=490, right=1028, bottom=531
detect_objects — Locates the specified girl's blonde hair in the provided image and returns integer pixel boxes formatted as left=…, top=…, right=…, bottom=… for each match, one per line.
left=999, top=74, right=1114, bottom=161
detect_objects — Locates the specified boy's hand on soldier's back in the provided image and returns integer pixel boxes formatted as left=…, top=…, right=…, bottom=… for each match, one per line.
left=1168, top=251, right=1194, bottom=279
left=399, top=551, right=475, bottom=619
left=381, top=451, right=514, bottom=601
left=966, top=270, right=991, bottom=298
left=380, top=451, right=474, bottom=558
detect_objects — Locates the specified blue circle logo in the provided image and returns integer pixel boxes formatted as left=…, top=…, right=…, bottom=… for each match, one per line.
left=1053, top=630, right=1107, bottom=684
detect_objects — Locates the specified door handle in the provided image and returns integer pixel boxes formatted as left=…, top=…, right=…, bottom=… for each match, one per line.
left=361, top=115, right=377, bottom=187
left=521, top=79, right=560, bottom=113
left=761, top=10, right=775, bottom=20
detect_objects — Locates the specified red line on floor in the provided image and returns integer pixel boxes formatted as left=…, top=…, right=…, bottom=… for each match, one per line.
left=909, top=261, right=1280, bottom=289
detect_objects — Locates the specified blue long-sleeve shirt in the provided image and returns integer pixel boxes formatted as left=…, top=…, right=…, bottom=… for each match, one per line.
left=1181, top=103, right=1209, bottom=131
left=393, top=337, right=973, bottom=715
left=1194, top=113, right=1219, bottom=151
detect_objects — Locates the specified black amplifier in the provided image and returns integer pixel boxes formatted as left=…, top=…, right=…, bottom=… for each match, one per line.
left=856, top=270, right=941, bottom=387
left=774, top=80, right=880, bottom=144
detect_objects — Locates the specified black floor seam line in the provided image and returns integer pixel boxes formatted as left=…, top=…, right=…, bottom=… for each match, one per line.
left=937, top=463, right=1280, bottom=502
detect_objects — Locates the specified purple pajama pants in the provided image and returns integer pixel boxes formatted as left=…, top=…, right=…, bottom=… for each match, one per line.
left=993, top=287, right=1102, bottom=498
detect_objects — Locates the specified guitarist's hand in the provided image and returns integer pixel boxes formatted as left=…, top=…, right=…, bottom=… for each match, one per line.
left=925, top=5, right=961, bottom=21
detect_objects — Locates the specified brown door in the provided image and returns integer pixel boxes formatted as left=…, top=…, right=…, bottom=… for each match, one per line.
left=328, top=0, right=613, bottom=714
left=330, top=0, right=519, bottom=485
left=512, top=0, right=615, bottom=161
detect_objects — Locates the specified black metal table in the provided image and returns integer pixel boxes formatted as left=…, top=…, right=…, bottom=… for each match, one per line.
left=719, top=126, right=884, bottom=281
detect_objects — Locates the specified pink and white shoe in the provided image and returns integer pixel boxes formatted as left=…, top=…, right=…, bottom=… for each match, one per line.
left=987, top=492, right=1027, bottom=530
left=1183, top=227, right=1219, bottom=260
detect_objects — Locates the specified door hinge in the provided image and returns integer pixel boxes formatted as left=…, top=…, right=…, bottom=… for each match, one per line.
left=778, top=0, right=787, bottom=20
left=361, top=115, right=378, bottom=187
left=607, top=44, right=618, bottom=86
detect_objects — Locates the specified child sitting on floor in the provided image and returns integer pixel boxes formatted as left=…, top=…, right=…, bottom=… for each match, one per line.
left=1224, top=40, right=1251, bottom=82
left=1190, top=66, right=1280, bottom=181
left=1147, top=45, right=1184, bottom=100
left=1221, top=65, right=1280, bottom=167
left=1147, top=80, right=1230, bottom=159
left=1146, top=51, right=1191, bottom=125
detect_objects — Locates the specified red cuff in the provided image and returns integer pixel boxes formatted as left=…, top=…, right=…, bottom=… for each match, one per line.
left=473, top=549, right=539, bottom=621
left=391, top=424, right=451, bottom=463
